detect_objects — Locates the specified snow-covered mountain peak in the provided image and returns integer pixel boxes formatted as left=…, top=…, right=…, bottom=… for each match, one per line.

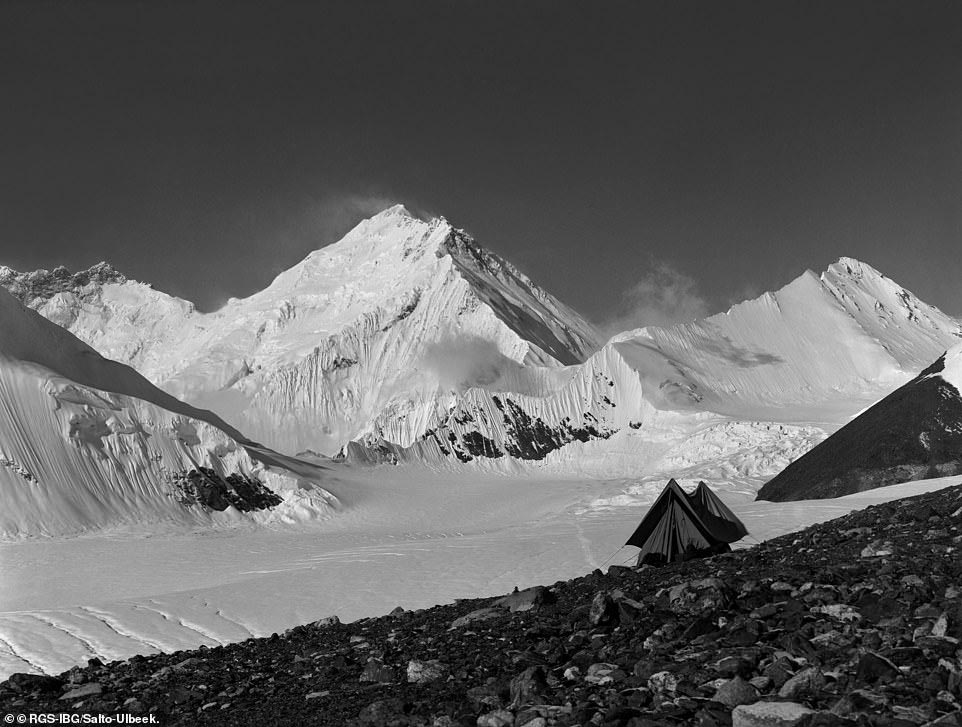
left=263, top=207, right=452, bottom=302
left=1, top=206, right=601, bottom=454
left=825, top=256, right=884, bottom=279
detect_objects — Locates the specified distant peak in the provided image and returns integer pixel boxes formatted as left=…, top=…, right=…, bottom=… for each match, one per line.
left=0, top=261, right=127, bottom=304
left=368, top=203, right=436, bottom=224
left=377, top=203, right=413, bottom=217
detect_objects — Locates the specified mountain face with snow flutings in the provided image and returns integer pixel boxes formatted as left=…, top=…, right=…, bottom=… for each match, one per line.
left=4, top=207, right=961, bottom=473
left=756, top=344, right=962, bottom=502
left=343, top=258, right=962, bottom=469
left=616, top=258, right=962, bottom=417
left=0, top=287, right=336, bottom=539
left=1, top=206, right=601, bottom=456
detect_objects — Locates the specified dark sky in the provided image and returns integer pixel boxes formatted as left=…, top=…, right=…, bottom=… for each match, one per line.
left=2, top=0, right=961, bottom=328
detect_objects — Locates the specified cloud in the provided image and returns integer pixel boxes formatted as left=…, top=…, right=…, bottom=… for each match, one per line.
left=305, top=193, right=401, bottom=246
left=420, top=333, right=520, bottom=391
left=602, top=261, right=710, bottom=335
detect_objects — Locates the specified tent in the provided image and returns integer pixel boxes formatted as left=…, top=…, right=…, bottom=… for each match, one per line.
left=625, top=479, right=748, bottom=566
left=688, top=481, right=749, bottom=543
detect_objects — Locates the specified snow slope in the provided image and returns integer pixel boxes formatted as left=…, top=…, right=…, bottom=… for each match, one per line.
left=757, top=343, right=962, bottom=501
left=616, top=258, right=962, bottom=416
left=1, top=206, right=600, bottom=455
left=0, top=287, right=337, bottom=539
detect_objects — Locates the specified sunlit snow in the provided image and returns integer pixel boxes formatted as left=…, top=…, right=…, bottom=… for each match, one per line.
left=2, top=467, right=958, bottom=680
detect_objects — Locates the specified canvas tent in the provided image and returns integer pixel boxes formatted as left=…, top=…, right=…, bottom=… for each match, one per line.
left=688, top=481, right=749, bottom=543
left=625, top=479, right=748, bottom=565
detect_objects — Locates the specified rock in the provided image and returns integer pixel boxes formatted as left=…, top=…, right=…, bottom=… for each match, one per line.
left=172, top=656, right=203, bottom=671
left=360, top=658, right=398, bottom=684
left=752, top=603, right=780, bottom=619
left=450, top=608, right=501, bottom=629
left=714, top=675, right=760, bottom=708
left=778, top=667, right=825, bottom=699
left=667, top=578, right=731, bottom=613
left=923, top=711, right=962, bottom=726
left=407, top=659, right=448, bottom=684
left=494, top=586, right=554, bottom=612
left=861, top=541, right=894, bottom=558
left=588, top=591, right=618, bottom=628
left=123, top=698, right=145, bottom=713
left=855, top=651, right=900, bottom=684
left=810, top=604, right=861, bottom=623
left=170, top=685, right=196, bottom=704
left=615, top=595, right=647, bottom=624
left=509, top=665, right=548, bottom=707
left=831, top=688, right=888, bottom=715
left=58, top=682, right=102, bottom=700
left=466, top=682, right=505, bottom=710
left=584, top=663, right=623, bottom=685
left=810, top=630, right=849, bottom=648
left=358, top=698, right=407, bottom=726
left=312, top=615, right=341, bottom=628
left=763, top=659, right=796, bottom=689
left=731, top=701, right=816, bottom=727
left=476, top=710, right=514, bottom=727
left=715, top=655, right=755, bottom=679
left=4, top=673, right=63, bottom=693
left=648, top=670, right=680, bottom=695
left=517, top=717, right=548, bottom=727
left=750, top=676, right=773, bottom=691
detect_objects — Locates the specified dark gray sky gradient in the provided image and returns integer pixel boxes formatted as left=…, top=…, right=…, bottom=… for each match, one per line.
left=2, top=0, right=960, bottom=323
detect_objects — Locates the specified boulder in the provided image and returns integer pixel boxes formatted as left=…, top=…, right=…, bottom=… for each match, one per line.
left=714, top=675, right=760, bottom=708
left=732, top=701, right=816, bottom=727
left=494, top=586, right=554, bottom=612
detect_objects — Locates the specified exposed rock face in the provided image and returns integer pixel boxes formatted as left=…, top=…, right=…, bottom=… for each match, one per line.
left=758, top=347, right=962, bottom=501
left=166, top=468, right=282, bottom=512
left=0, top=262, right=126, bottom=304
left=6, top=482, right=962, bottom=725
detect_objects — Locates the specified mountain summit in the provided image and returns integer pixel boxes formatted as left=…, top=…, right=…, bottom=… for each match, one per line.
left=2, top=206, right=601, bottom=455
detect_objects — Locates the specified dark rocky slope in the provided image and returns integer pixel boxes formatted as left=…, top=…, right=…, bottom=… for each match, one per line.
left=6, top=484, right=962, bottom=726
left=758, top=353, right=962, bottom=502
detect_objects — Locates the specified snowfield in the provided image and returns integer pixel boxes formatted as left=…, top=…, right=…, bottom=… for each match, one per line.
left=2, top=466, right=959, bottom=680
